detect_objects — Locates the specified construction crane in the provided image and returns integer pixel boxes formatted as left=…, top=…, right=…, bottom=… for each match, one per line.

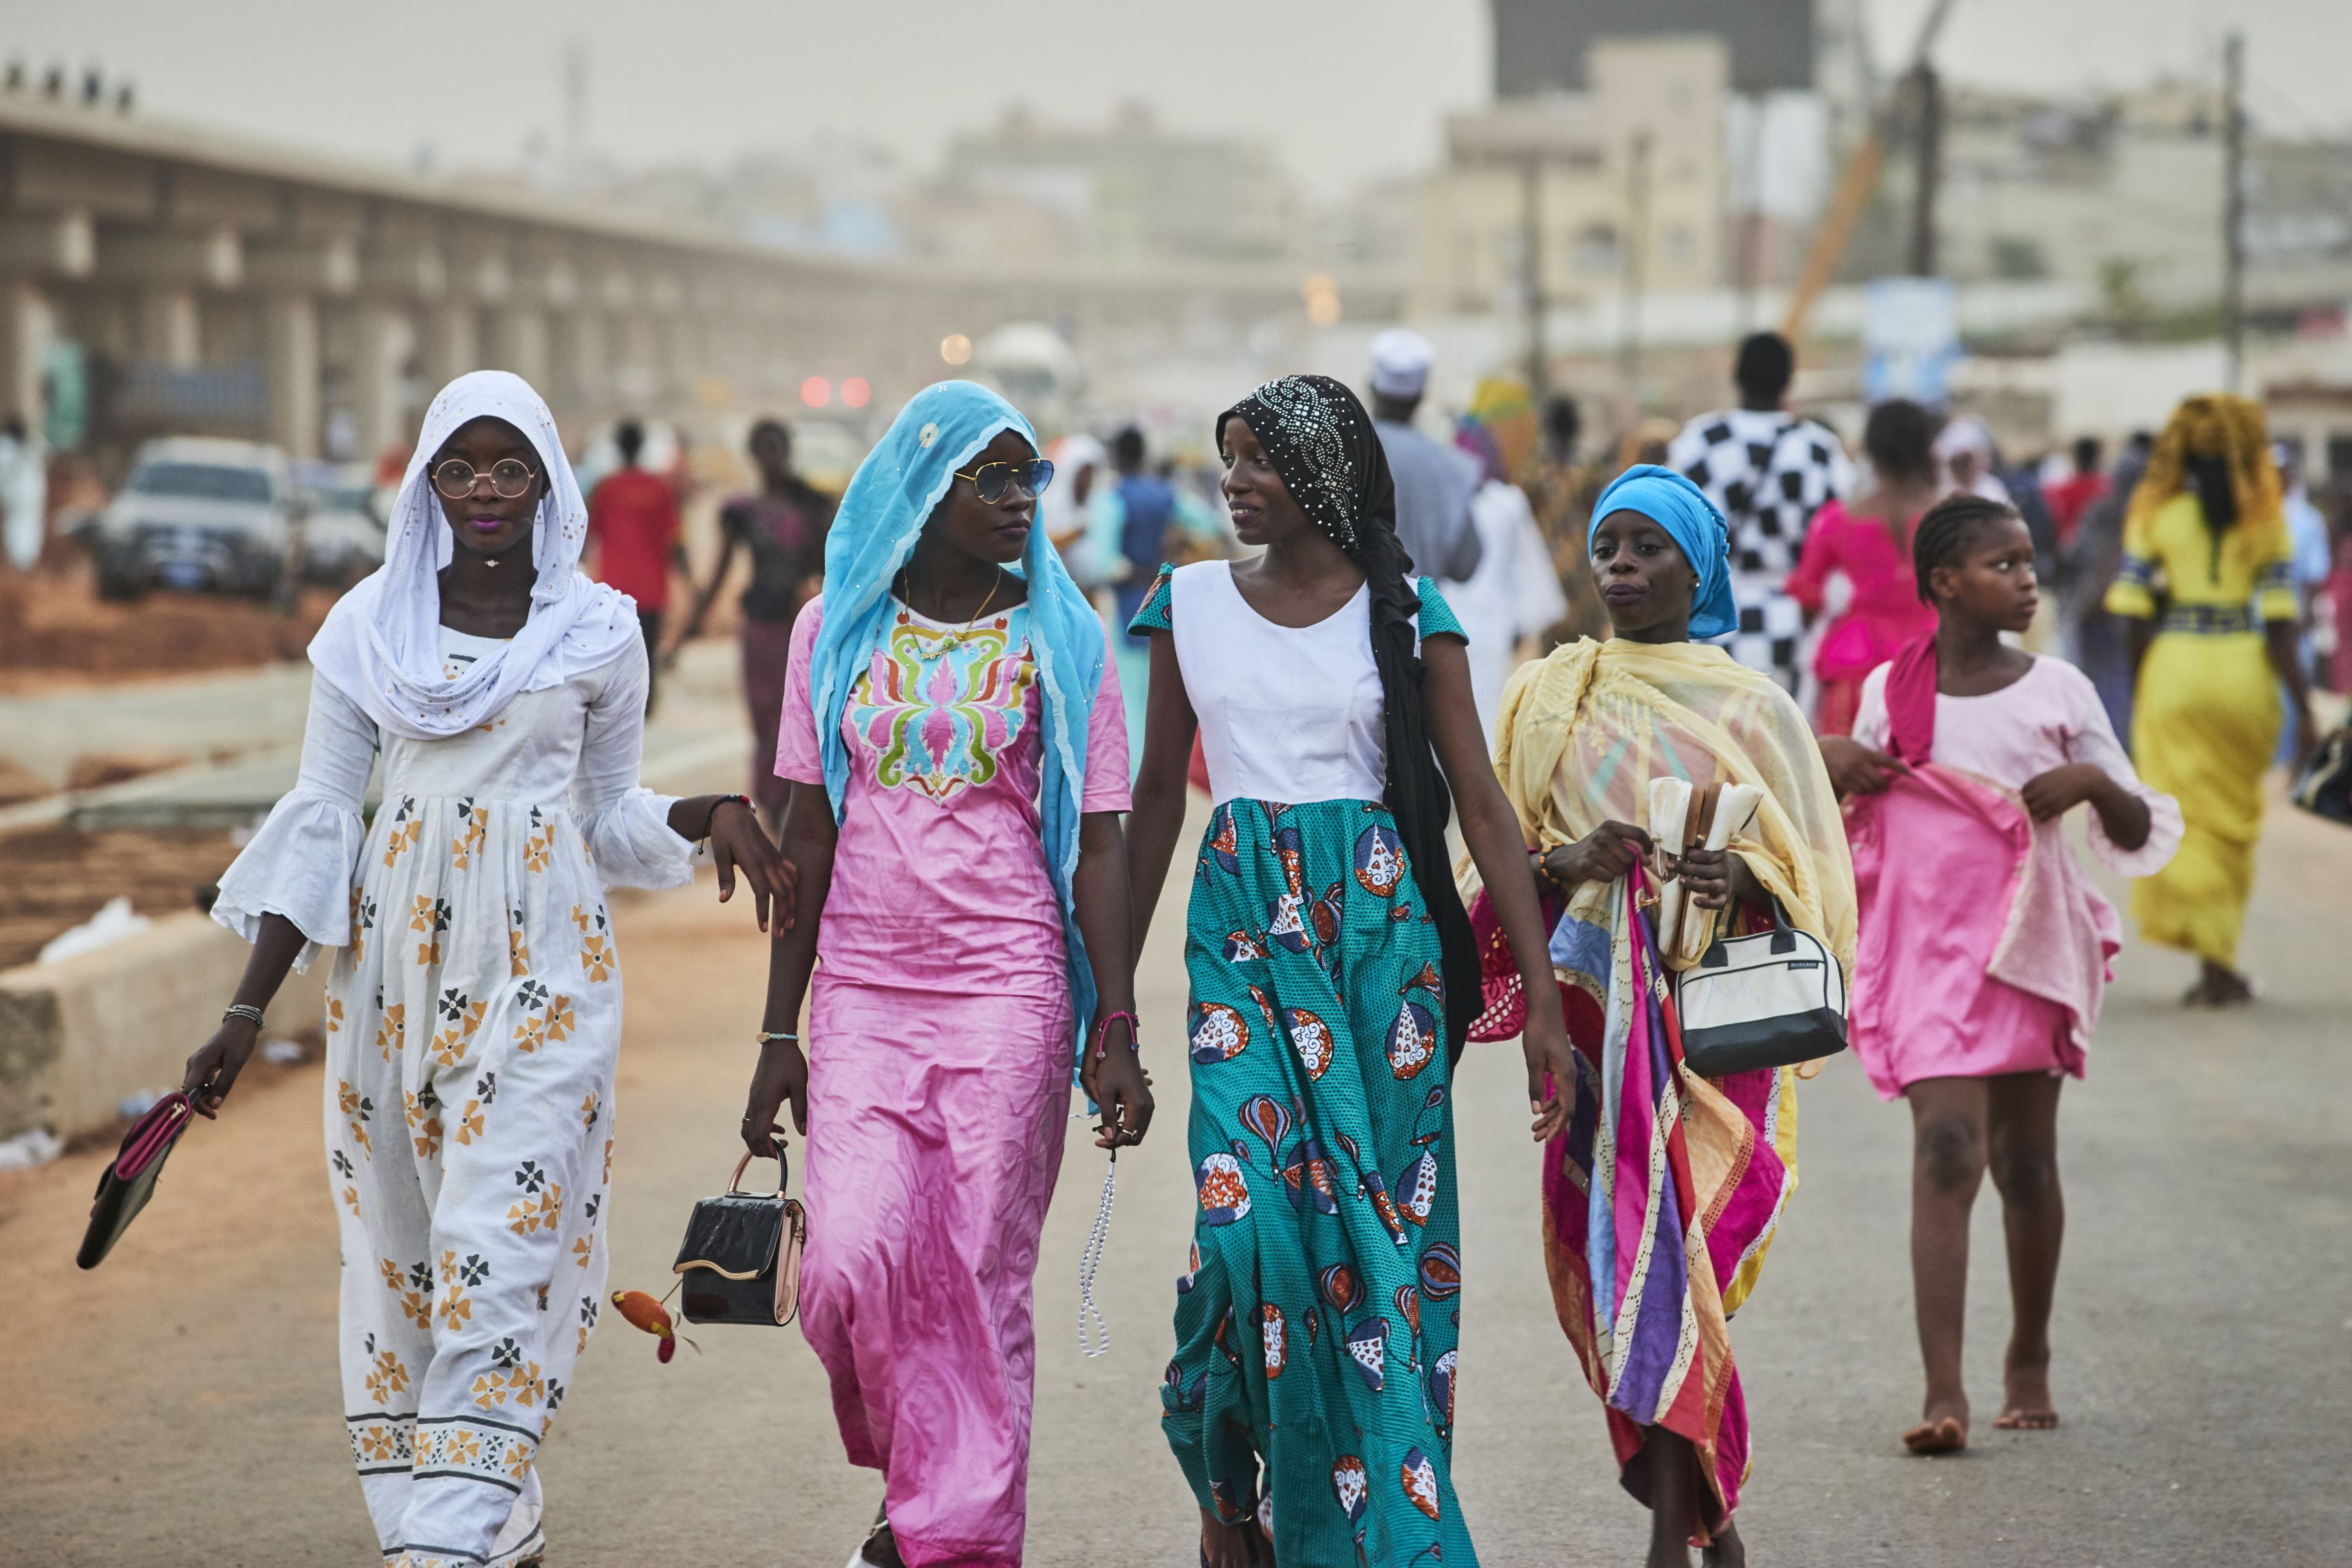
left=1780, top=0, right=1961, bottom=338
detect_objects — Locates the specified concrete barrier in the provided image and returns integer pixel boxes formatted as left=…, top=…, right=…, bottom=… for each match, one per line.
left=0, top=912, right=324, bottom=1144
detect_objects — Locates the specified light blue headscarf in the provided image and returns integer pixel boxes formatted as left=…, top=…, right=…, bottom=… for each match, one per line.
left=806, top=380, right=1109, bottom=1073
left=1589, top=462, right=1740, bottom=640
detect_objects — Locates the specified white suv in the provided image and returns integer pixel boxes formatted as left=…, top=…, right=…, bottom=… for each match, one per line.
left=94, top=437, right=292, bottom=600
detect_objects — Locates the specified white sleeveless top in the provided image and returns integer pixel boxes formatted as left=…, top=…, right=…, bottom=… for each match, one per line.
left=1167, top=560, right=1457, bottom=808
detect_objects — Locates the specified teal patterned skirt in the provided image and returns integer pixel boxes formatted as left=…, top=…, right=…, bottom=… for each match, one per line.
left=1163, top=797, right=1472, bottom=1568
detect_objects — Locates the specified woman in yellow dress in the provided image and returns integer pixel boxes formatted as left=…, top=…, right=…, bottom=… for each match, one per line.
left=2102, top=395, right=2316, bottom=1005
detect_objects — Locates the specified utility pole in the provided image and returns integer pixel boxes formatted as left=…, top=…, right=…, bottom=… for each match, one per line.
left=562, top=39, right=589, bottom=188
left=1521, top=157, right=1549, bottom=402
left=1734, top=94, right=1766, bottom=334
left=1619, top=131, right=1653, bottom=402
left=1907, top=59, right=1941, bottom=276
left=2223, top=30, right=2246, bottom=393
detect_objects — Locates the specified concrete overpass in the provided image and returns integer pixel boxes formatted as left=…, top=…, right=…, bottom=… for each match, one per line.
left=0, top=89, right=1397, bottom=468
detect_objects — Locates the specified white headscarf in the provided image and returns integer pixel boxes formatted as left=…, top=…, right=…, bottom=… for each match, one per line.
left=307, top=371, right=639, bottom=740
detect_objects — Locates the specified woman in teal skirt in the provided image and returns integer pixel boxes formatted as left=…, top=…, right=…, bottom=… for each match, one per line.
left=1126, top=375, right=1571, bottom=1567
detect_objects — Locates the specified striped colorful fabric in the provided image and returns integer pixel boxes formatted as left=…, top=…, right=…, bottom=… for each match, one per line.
left=1534, top=865, right=1796, bottom=1529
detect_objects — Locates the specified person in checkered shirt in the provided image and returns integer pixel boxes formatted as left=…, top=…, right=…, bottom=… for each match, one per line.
left=1668, top=332, right=1855, bottom=697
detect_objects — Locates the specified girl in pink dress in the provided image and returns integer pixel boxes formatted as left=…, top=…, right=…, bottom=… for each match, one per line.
left=740, top=382, right=1154, bottom=1568
left=1820, top=494, right=2178, bottom=1458
left=1786, top=400, right=1943, bottom=734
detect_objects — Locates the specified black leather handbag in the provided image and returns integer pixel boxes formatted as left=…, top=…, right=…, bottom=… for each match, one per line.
left=2290, top=725, right=2352, bottom=827
left=671, top=1144, right=806, bottom=1327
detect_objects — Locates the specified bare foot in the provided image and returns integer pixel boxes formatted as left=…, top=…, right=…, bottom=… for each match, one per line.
left=1995, top=1352, right=2059, bottom=1430
left=1701, top=1520, right=1746, bottom=1568
left=2184, top=964, right=2255, bottom=1008
left=1200, top=1507, right=1269, bottom=1568
left=855, top=1504, right=905, bottom=1568
left=1901, top=1395, right=1970, bottom=1455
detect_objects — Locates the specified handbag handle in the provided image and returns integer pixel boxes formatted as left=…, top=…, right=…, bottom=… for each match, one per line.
left=726, top=1136, right=791, bottom=1198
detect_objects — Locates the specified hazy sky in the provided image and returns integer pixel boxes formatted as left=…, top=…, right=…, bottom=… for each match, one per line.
left=2, top=0, right=2346, bottom=198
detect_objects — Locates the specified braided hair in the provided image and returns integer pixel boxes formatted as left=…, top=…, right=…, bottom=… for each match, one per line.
left=1217, top=376, right=1481, bottom=1063
left=1911, top=491, right=2021, bottom=602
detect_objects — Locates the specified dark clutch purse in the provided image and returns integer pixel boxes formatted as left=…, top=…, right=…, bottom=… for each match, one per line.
left=2290, top=726, right=2352, bottom=827
left=78, top=1091, right=194, bottom=1269
left=671, top=1143, right=806, bottom=1327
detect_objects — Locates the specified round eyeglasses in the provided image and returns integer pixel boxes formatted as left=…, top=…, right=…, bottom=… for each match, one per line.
left=953, top=458, right=1054, bottom=503
left=431, top=457, right=539, bottom=501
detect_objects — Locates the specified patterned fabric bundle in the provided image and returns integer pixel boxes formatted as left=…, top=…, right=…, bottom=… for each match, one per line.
left=1476, top=638, right=1854, bottom=1533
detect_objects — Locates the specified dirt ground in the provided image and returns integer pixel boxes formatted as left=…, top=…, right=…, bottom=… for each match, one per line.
left=2, top=792, right=2347, bottom=1567
left=0, top=825, right=240, bottom=969
left=0, top=566, right=335, bottom=690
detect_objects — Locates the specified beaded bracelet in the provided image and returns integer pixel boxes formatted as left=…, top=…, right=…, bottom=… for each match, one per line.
left=222, top=1003, right=265, bottom=1028
left=1091, top=1010, right=1141, bottom=1063
left=704, top=794, right=754, bottom=839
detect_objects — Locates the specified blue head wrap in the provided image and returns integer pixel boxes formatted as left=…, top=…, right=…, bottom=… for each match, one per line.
left=1589, top=463, right=1740, bottom=640
left=806, top=381, right=1110, bottom=1073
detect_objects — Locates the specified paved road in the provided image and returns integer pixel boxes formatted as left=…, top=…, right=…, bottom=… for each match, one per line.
left=2, top=793, right=2345, bottom=1567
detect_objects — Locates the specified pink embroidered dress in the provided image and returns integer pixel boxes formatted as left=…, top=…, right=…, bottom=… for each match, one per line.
left=775, top=593, right=1128, bottom=1568
left=1846, top=654, right=2180, bottom=1098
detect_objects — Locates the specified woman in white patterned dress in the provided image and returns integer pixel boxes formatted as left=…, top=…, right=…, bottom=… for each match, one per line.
left=182, top=372, right=786, bottom=1568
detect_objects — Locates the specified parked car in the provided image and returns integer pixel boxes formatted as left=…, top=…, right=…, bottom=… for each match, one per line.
left=292, top=460, right=387, bottom=587
left=91, top=437, right=292, bottom=600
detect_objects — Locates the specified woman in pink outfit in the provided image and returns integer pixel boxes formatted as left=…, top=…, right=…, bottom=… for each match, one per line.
left=740, top=382, right=1154, bottom=1568
left=1787, top=400, right=1943, bottom=733
left=1820, top=494, right=2177, bottom=1459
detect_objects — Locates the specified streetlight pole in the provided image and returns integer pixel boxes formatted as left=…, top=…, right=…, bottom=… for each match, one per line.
left=2223, top=30, right=2246, bottom=394
left=1907, top=60, right=1941, bottom=276
left=1522, top=157, right=1549, bottom=403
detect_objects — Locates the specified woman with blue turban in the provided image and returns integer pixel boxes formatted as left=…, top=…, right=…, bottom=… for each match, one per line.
left=1472, top=464, right=1856, bottom=1565
left=738, top=381, right=1153, bottom=1568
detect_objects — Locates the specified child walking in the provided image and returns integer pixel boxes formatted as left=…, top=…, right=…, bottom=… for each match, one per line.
left=1820, top=493, right=2179, bottom=1453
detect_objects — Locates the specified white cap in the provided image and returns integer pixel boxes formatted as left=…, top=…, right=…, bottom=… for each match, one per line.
left=1368, top=327, right=1435, bottom=400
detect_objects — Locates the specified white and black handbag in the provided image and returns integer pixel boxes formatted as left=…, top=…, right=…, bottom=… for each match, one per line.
left=1674, top=900, right=1847, bottom=1078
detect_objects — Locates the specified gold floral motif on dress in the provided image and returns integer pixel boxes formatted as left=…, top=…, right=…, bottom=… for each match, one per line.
left=572, top=903, right=614, bottom=982
left=410, top=894, right=451, bottom=967
left=374, top=1001, right=404, bottom=1064
left=365, top=1348, right=409, bottom=1405
left=338, top=1079, right=373, bottom=1153
left=449, top=797, right=488, bottom=870
left=404, top=1085, right=443, bottom=1159
left=523, top=807, right=554, bottom=873
left=381, top=797, right=422, bottom=868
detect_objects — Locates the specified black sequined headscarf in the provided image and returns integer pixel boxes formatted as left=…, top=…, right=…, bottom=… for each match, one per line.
left=1216, top=374, right=1480, bottom=1065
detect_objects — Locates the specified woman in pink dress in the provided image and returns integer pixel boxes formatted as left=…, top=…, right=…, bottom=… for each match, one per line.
left=1786, top=400, right=1943, bottom=733
left=1820, top=494, right=2177, bottom=1458
left=740, top=382, right=1154, bottom=1568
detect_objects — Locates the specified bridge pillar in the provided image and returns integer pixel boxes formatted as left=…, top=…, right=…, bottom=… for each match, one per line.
left=264, top=292, right=320, bottom=459
left=138, top=286, right=200, bottom=368
left=0, top=279, right=51, bottom=428
left=350, top=299, right=409, bottom=464
left=488, top=305, right=549, bottom=392
left=424, top=298, right=477, bottom=389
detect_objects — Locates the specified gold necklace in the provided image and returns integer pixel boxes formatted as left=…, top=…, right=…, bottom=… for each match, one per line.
left=902, top=566, right=1005, bottom=651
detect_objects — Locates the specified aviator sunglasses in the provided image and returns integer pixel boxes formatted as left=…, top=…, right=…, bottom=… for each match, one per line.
left=953, top=458, right=1055, bottom=503
left=431, top=457, right=540, bottom=501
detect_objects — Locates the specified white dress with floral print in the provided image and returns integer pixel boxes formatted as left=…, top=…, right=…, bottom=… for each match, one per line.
left=213, top=628, right=692, bottom=1568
